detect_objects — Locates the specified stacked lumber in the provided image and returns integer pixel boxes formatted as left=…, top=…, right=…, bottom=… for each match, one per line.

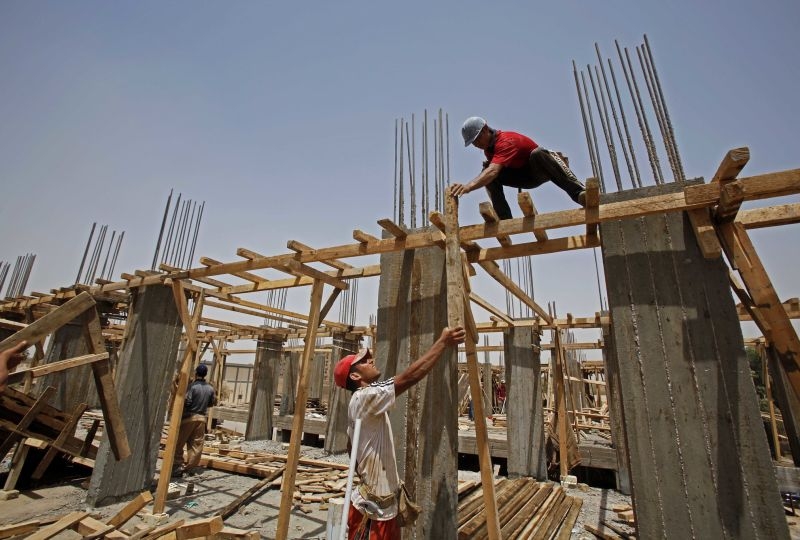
left=457, top=477, right=582, bottom=539
left=491, top=414, right=507, bottom=428
left=0, top=490, right=260, bottom=539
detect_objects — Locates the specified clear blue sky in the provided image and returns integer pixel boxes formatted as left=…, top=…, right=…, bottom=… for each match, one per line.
left=1, top=1, right=797, bottom=340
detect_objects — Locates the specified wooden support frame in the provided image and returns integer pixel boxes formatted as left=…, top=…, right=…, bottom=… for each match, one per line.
left=517, top=192, right=548, bottom=241
left=479, top=202, right=512, bottom=247
left=445, top=196, right=501, bottom=540
left=152, top=281, right=204, bottom=514
left=376, top=218, right=408, bottom=239
left=584, top=177, right=600, bottom=237
left=275, top=279, right=325, bottom=540
left=31, top=402, right=88, bottom=479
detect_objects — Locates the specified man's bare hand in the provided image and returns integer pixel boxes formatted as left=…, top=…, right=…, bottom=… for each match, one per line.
left=0, top=341, right=28, bottom=393
left=449, top=183, right=469, bottom=198
left=440, top=326, right=466, bottom=346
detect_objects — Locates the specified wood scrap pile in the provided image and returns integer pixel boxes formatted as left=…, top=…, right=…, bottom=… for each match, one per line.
left=457, top=477, right=582, bottom=539
left=584, top=503, right=635, bottom=539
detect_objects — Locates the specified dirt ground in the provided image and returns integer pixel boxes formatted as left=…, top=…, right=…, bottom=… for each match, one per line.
left=3, top=439, right=798, bottom=539
left=1, top=438, right=637, bottom=539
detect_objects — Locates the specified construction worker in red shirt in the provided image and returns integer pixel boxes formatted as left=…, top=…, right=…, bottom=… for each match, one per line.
left=450, top=117, right=586, bottom=219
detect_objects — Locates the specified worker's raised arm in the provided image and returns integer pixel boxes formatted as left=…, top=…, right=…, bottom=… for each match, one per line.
left=394, top=326, right=465, bottom=396
left=449, top=163, right=503, bottom=197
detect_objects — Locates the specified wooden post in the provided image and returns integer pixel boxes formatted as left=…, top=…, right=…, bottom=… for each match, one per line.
left=762, top=344, right=782, bottom=459
left=444, top=195, right=501, bottom=540
left=553, top=330, right=571, bottom=479
left=152, top=281, right=204, bottom=514
left=275, top=278, right=325, bottom=540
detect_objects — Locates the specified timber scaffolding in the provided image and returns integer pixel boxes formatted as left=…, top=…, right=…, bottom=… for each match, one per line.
left=1, top=151, right=799, bottom=538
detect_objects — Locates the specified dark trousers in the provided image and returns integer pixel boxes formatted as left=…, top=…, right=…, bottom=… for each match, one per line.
left=485, top=147, right=584, bottom=219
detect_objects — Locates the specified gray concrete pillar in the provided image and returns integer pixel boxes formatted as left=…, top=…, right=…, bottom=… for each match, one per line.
left=601, top=322, right=631, bottom=494
left=600, top=184, right=788, bottom=539
left=325, top=332, right=359, bottom=453
left=279, top=351, right=299, bottom=442
left=376, top=235, right=456, bottom=539
left=245, top=336, right=283, bottom=441
left=504, top=323, right=547, bottom=479
left=86, top=284, right=182, bottom=507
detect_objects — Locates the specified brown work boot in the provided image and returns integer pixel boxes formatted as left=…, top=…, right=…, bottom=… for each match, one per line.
left=578, top=190, right=587, bottom=207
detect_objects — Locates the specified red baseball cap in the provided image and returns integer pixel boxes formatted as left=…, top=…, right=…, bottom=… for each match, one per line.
left=334, top=348, right=371, bottom=389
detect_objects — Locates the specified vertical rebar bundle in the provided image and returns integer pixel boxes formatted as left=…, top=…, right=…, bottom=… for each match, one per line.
left=573, top=36, right=685, bottom=192
left=74, top=223, right=125, bottom=285
left=150, top=191, right=206, bottom=271
left=1, top=253, right=36, bottom=299
left=393, top=108, right=452, bottom=227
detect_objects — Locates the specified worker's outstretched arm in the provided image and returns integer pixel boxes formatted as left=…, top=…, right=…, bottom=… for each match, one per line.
left=394, top=327, right=465, bottom=396
left=449, top=163, right=503, bottom=197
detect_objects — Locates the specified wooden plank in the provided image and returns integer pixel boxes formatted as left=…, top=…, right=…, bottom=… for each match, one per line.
left=0, top=291, right=95, bottom=352
left=175, top=516, right=224, bottom=540
left=716, top=179, right=745, bottom=222
left=686, top=208, right=722, bottom=259
left=352, top=229, right=379, bottom=243
left=0, top=386, right=55, bottom=459
left=517, top=192, right=548, bottom=241
left=280, top=260, right=348, bottom=290
left=0, top=319, right=26, bottom=332
left=479, top=202, right=512, bottom=247
left=84, top=308, right=131, bottom=461
left=376, top=218, right=408, bottom=239
left=200, top=257, right=265, bottom=283
left=0, top=519, right=41, bottom=539
left=737, top=203, right=800, bottom=230
left=286, top=240, right=353, bottom=270
left=275, top=279, right=325, bottom=540
left=555, top=497, right=584, bottom=540
left=216, top=465, right=286, bottom=518
left=469, top=291, right=513, bottom=325
left=74, top=515, right=126, bottom=539
left=446, top=195, right=501, bottom=540
left=106, top=490, right=154, bottom=528
left=26, top=511, right=90, bottom=540
left=468, top=234, right=600, bottom=264
left=711, top=147, right=750, bottom=184
left=142, top=519, right=185, bottom=540
left=719, top=222, right=800, bottom=402
left=32, top=402, right=88, bottom=479
left=6, top=353, right=108, bottom=385
left=477, top=260, right=553, bottom=324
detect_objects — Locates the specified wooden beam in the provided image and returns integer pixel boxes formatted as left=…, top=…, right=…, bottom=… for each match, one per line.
left=221, top=264, right=380, bottom=295
left=737, top=203, right=800, bottom=229
left=469, top=292, right=513, bottom=325
left=517, top=192, right=548, bottom=241
left=200, top=257, right=265, bottom=283
left=5, top=353, right=108, bottom=385
left=377, top=218, right=408, bottom=239
left=584, top=177, right=600, bottom=237
left=687, top=209, right=723, bottom=259
left=0, top=292, right=95, bottom=352
left=467, top=234, right=600, bottom=263
left=280, top=260, right=348, bottom=290
left=353, top=229, right=379, bottom=244
left=275, top=279, right=325, bottom=540
left=479, top=202, right=512, bottom=247
left=711, top=147, right=750, bottom=184
left=719, top=222, right=800, bottom=402
left=161, top=263, right=232, bottom=289
left=286, top=240, right=353, bottom=270
left=445, top=195, right=501, bottom=540
left=477, top=260, right=553, bottom=325
left=716, top=180, right=746, bottom=222
left=26, top=511, right=89, bottom=540
left=83, top=307, right=130, bottom=461
left=106, top=491, right=154, bottom=528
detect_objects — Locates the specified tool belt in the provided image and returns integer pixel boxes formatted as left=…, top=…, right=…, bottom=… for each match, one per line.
left=358, top=484, right=396, bottom=510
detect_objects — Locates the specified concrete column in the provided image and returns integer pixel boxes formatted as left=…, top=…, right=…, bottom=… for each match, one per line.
left=86, top=284, right=182, bottom=507
left=601, top=322, right=631, bottom=494
left=600, top=184, right=788, bottom=539
left=309, top=351, right=325, bottom=401
left=245, top=336, right=283, bottom=441
left=325, top=332, right=359, bottom=453
left=377, top=235, right=456, bottom=539
left=504, top=323, right=547, bottom=479
left=279, top=351, right=299, bottom=442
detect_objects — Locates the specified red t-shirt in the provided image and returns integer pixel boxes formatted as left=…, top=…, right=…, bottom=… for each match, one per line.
left=485, top=130, right=538, bottom=169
